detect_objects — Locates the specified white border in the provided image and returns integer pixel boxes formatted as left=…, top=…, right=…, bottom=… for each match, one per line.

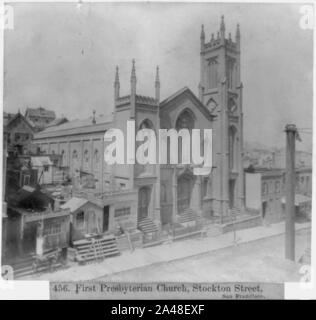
left=0, top=0, right=315, bottom=300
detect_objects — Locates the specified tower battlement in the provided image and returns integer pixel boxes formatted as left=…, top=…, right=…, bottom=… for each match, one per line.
left=201, top=16, right=240, bottom=53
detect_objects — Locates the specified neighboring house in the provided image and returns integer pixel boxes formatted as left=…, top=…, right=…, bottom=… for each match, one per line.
left=246, top=166, right=312, bottom=223
left=295, top=167, right=312, bottom=196
left=3, top=111, right=35, bottom=155
left=61, top=197, right=104, bottom=242
left=25, top=106, right=56, bottom=131
left=281, top=194, right=311, bottom=220
left=245, top=168, right=284, bottom=223
left=4, top=186, right=70, bottom=259
left=31, top=156, right=54, bottom=185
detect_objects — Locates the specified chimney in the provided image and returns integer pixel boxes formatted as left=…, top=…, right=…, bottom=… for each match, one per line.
left=200, top=24, right=205, bottom=50
left=114, top=65, right=120, bottom=102
left=220, top=15, right=225, bottom=44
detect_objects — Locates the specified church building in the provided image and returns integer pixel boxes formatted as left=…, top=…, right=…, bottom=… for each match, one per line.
left=33, top=16, right=245, bottom=237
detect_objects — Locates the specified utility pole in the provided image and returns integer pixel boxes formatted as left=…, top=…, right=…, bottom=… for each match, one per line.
left=285, top=124, right=297, bottom=261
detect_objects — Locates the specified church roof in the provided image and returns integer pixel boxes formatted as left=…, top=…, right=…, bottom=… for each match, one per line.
left=46, top=117, right=69, bottom=128
left=33, top=113, right=113, bottom=139
left=116, top=94, right=157, bottom=106
left=160, top=86, right=215, bottom=120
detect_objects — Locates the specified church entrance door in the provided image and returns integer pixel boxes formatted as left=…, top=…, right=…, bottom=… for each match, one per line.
left=177, top=175, right=192, bottom=214
left=229, top=179, right=235, bottom=209
left=138, top=186, right=151, bottom=220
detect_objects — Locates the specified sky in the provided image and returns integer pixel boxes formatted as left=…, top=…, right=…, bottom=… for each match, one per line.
left=3, top=2, right=313, bottom=151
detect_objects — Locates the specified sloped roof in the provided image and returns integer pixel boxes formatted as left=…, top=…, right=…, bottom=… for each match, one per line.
left=136, top=94, right=157, bottom=105
left=3, top=112, right=16, bottom=126
left=46, top=117, right=68, bottom=128
left=8, top=186, right=53, bottom=207
left=25, top=107, right=56, bottom=118
left=60, top=197, right=88, bottom=212
left=116, top=94, right=157, bottom=106
left=160, top=86, right=215, bottom=120
left=34, top=113, right=113, bottom=139
left=3, top=112, right=35, bottom=130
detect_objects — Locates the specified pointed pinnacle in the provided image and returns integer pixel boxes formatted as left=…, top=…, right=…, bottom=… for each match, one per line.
left=115, top=66, right=119, bottom=83
left=200, top=24, right=205, bottom=39
left=155, top=66, right=160, bottom=83
left=131, top=59, right=136, bottom=80
left=236, top=23, right=240, bottom=38
left=220, top=15, right=225, bottom=31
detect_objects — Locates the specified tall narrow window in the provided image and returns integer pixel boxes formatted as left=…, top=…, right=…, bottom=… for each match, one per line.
left=229, top=126, right=237, bottom=171
left=207, top=57, right=218, bottom=89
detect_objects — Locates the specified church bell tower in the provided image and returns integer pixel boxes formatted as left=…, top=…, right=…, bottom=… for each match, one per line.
left=199, top=16, right=244, bottom=218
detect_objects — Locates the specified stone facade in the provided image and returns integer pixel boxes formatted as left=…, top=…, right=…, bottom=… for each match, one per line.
left=199, top=17, right=244, bottom=217
left=33, top=17, right=245, bottom=232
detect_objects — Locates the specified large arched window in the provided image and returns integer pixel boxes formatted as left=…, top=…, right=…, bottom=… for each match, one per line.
left=175, top=110, right=195, bottom=165
left=137, top=119, right=155, bottom=175
left=175, top=110, right=195, bottom=131
left=229, top=125, right=237, bottom=171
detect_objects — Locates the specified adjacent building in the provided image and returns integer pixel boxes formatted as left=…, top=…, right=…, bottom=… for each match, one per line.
left=245, top=168, right=284, bottom=223
left=3, top=111, right=36, bottom=155
left=245, top=166, right=312, bottom=223
left=25, top=107, right=56, bottom=131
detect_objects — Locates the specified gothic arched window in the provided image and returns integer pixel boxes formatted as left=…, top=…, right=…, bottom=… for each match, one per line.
left=61, top=150, right=66, bottom=166
left=175, top=110, right=195, bottom=131
left=94, top=149, right=100, bottom=164
left=84, top=149, right=89, bottom=163
left=137, top=119, right=155, bottom=175
left=175, top=110, right=195, bottom=164
left=139, top=119, right=154, bottom=130
left=207, top=57, right=218, bottom=89
left=229, top=125, right=237, bottom=171
left=72, top=150, right=78, bottom=159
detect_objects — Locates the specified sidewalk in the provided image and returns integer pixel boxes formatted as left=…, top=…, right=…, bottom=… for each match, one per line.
left=24, top=221, right=311, bottom=281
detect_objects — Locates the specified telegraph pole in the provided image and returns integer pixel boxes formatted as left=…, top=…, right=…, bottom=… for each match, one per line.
left=285, top=124, right=297, bottom=261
